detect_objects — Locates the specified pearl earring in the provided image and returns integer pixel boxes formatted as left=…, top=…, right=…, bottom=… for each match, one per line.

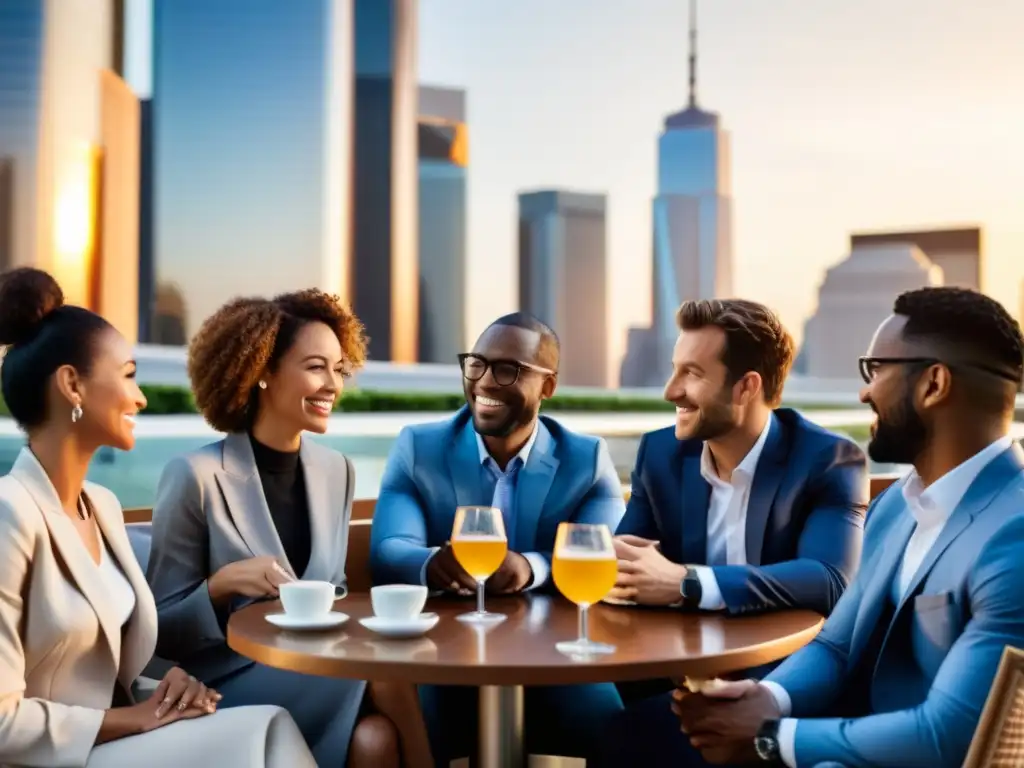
left=258, top=380, right=267, bottom=390
left=71, top=403, right=83, bottom=423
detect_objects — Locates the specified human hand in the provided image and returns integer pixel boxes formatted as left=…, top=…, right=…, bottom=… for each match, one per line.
left=97, top=668, right=220, bottom=744
left=486, top=551, right=533, bottom=595
left=208, top=556, right=293, bottom=603
left=671, top=680, right=778, bottom=764
left=151, top=666, right=220, bottom=719
left=610, top=536, right=687, bottom=605
left=425, top=542, right=476, bottom=594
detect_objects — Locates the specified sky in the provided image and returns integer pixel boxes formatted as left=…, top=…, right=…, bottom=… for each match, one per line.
left=418, top=0, right=1024, bottom=376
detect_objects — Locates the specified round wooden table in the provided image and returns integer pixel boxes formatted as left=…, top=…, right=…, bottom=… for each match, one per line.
left=228, top=593, right=822, bottom=767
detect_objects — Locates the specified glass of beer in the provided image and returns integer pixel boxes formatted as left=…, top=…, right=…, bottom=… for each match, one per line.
left=552, top=522, right=617, bottom=656
left=451, top=506, right=508, bottom=625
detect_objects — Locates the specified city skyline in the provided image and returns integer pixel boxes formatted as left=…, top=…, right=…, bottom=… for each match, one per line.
left=419, top=0, right=1024, bottom=369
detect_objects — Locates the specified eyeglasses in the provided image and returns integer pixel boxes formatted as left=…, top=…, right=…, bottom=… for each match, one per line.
left=858, top=356, right=1022, bottom=385
left=458, top=353, right=555, bottom=387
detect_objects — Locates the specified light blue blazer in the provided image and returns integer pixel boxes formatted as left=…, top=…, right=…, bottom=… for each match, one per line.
left=370, top=407, right=626, bottom=586
left=765, top=443, right=1024, bottom=767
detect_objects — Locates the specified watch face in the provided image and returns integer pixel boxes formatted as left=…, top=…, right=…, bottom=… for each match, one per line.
left=754, top=735, right=776, bottom=760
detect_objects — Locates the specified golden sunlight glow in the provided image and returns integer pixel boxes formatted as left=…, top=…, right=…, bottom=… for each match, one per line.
left=53, top=142, right=101, bottom=307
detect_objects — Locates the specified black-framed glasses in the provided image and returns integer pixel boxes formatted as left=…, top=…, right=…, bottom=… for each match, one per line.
left=858, top=356, right=1022, bottom=385
left=458, top=353, right=556, bottom=387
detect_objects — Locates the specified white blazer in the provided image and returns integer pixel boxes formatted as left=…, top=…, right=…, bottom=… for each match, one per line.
left=0, top=449, right=314, bottom=768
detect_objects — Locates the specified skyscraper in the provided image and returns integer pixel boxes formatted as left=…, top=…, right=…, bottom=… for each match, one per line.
left=0, top=0, right=140, bottom=340
left=417, top=85, right=467, bottom=365
left=518, top=190, right=609, bottom=388
left=354, top=0, right=419, bottom=362
left=150, top=0, right=354, bottom=341
left=621, top=0, right=733, bottom=387
left=849, top=226, right=982, bottom=292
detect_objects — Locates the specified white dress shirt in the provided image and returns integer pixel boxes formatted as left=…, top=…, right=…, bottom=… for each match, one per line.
left=762, top=435, right=1014, bottom=768
left=420, top=425, right=548, bottom=589
left=689, top=414, right=773, bottom=610
left=97, top=535, right=137, bottom=628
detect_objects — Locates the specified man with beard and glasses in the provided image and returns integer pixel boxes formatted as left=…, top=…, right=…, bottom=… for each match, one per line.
left=670, top=286, right=1024, bottom=768
left=370, top=311, right=625, bottom=764
left=598, top=298, right=869, bottom=767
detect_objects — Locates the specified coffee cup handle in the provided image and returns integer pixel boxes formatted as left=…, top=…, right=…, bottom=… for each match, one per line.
left=334, top=582, right=349, bottom=599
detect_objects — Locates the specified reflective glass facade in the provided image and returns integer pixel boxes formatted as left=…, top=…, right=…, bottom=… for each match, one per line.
left=150, top=0, right=350, bottom=342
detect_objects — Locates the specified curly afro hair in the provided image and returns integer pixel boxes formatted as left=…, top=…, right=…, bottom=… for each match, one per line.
left=187, top=289, right=367, bottom=432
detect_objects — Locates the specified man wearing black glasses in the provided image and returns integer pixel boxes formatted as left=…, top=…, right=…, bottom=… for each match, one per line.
left=370, top=311, right=625, bottom=764
left=671, top=287, right=1024, bottom=768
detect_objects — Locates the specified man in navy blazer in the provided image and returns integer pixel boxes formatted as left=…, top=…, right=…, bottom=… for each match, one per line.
left=672, top=287, right=1024, bottom=768
left=371, top=312, right=626, bottom=764
left=602, top=299, right=868, bottom=766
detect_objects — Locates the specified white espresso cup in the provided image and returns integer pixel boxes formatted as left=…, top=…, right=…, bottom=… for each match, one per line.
left=279, top=580, right=335, bottom=620
left=371, top=585, right=428, bottom=621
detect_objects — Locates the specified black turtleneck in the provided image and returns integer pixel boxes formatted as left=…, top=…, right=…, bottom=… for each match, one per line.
left=249, top=435, right=312, bottom=578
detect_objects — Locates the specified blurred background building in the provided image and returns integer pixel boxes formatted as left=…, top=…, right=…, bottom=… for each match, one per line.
left=518, top=190, right=609, bottom=387
left=620, top=1, right=732, bottom=387
left=417, top=84, right=467, bottom=365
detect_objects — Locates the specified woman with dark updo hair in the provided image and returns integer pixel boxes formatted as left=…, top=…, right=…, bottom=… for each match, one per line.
left=146, top=291, right=432, bottom=768
left=0, top=268, right=314, bottom=767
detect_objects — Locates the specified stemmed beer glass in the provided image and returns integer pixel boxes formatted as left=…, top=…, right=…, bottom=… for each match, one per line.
left=451, top=506, right=508, bottom=625
left=552, top=523, right=617, bottom=656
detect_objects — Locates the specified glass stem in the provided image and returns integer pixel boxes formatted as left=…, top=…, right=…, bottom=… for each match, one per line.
left=476, top=579, right=486, bottom=614
left=578, top=603, right=590, bottom=643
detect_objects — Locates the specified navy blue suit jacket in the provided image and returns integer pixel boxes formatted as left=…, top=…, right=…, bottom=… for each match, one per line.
left=617, top=408, right=868, bottom=616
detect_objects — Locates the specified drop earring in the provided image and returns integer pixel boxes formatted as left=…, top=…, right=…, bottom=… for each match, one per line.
left=258, top=380, right=267, bottom=390
left=71, top=403, right=83, bottom=423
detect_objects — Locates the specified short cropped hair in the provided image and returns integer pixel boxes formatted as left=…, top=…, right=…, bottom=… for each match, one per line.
left=894, top=286, right=1024, bottom=397
left=676, top=299, right=795, bottom=406
left=488, top=312, right=560, bottom=370
left=188, top=289, right=367, bottom=432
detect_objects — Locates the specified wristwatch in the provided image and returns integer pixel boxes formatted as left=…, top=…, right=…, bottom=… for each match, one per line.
left=754, top=719, right=782, bottom=763
left=680, top=570, right=702, bottom=608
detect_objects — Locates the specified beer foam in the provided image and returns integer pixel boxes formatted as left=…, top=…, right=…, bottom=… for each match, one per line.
left=555, top=549, right=615, bottom=560
left=452, top=534, right=506, bottom=542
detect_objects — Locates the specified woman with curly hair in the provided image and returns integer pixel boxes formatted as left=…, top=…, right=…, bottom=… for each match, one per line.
left=0, top=268, right=314, bottom=767
left=145, top=290, right=432, bottom=768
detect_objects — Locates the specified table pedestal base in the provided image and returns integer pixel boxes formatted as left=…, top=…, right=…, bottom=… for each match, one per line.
left=478, top=685, right=524, bottom=767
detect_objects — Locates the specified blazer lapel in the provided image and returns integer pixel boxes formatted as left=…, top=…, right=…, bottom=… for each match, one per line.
left=744, top=417, right=787, bottom=565
left=513, top=422, right=558, bottom=552
left=90, top=488, right=158, bottom=687
left=10, top=450, right=121, bottom=669
left=447, top=417, right=488, bottom=511
left=895, top=445, right=1024, bottom=613
left=214, top=433, right=291, bottom=573
left=680, top=450, right=710, bottom=563
left=299, top=439, right=345, bottom=582
left=851, top=492, right=915, bottom=658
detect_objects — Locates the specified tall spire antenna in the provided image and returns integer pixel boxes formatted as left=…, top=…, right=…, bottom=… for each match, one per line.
left=688, top=0, right=698, bottom=107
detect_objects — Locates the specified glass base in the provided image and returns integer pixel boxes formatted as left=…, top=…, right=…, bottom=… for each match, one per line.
left=556, top=638, right=616, bottom=657
left=456, top=610, right=507, bottom=626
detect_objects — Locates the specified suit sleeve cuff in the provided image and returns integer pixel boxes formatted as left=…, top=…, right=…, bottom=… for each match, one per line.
left=523, top=552, right=550, bottom=590
left=418, top=546, right=441, bottom=587
left=759, top=681, right=793, bottom=716
left=778, top=718, right=798, bottom=768
left=690, top=565, right=726, bottom=610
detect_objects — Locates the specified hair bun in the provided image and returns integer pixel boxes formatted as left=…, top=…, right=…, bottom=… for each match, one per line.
left=0, top=268, right=65, bottom=347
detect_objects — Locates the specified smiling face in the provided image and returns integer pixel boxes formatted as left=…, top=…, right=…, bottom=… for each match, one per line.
left=462, top=324, right=556, bottom=438
left=58, top=327, right=147, bottom=451
left=258, top=321, right=346, bottom=436
left=859, top=314, right=930, bottom=464
left=663, top=326, right=742, bottom=441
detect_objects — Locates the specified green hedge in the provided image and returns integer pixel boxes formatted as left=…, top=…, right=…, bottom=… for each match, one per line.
left=0, top=385, right=685, bottom=418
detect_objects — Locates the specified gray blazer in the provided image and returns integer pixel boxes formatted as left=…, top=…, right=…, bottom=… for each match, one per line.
left=146, top=433, right=355, bottom=682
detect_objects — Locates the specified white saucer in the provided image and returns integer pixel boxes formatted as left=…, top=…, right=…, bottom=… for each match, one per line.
left=359, top=613, right=440, bottom=638
left=265, top=611, right=349, bottom=630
